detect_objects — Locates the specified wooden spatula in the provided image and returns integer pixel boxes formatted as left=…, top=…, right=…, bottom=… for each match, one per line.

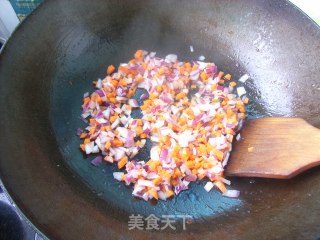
left=225, top=118, right=320, bottom=179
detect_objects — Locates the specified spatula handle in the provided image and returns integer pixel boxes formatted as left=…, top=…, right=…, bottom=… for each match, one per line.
left=225, top=118, right=320, bottom=179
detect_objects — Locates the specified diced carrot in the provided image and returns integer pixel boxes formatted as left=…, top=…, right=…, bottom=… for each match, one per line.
left=206, top=143, right=214, bottom=152
left=118, top=156, right=128, bottom=169
left=91, top=94, right=97, bottom=102
left=148, top=160, right=160, bottom=171
left=229, top=81, right=237, bottom=87
left=156, top=85, right=162, bottom=92
left=195, top=162, right=201, bottom=169
left=192, top=169, right=198, bottom=175
left=149, top=92, right=158, bottom=99
left=181, top=148, right=190, bottom=161
left=214, top=149, right=224, bottom=161
left=215, top=181, right=227, bottom=193
left=107, top=65, right=115, bottom=75
left=158, top=67, right=166, bottom=75
left=136, top=76, right=144, bottom=83
left=104, top=126, right=112, bottom=131
left=171, top=179, right=178, bottom=187
left=147, top=116, right=154, bottom=122
left=153, top=177, right=162, bottom=185
left=178, top=118, right=187, bottom=125
left=96, top=95, right=102, bottom=105
left=218, top=71, right=224, bottom=78
left=148, top=189, right=158, bottom=200
left=141, top=63, right=148, bottom=70
left=179, top=67, right=185, bottom=75
left=198, top=144, right=207, bottom=154
left=89, top=127, right=96, bottom=135
left=185, top=161, right=195, bottom=169
left=134, top=50, right=144, bottom=60
left=109, top=115, right=118, bottom=123
left=104, top=141, right=111, bottom=150
left=126, top=88, right=136, bottom=98
left=166, top=190, right=174, bottom=198
left=200, top=72, right=208, bottom=81
left=224, top=74, right=231, bottom=81
left=140, top=133, right=147, bottom=139
left=174, top=168, right=182, bottom=177
left=140, top=105, right=147, bottom=111
left=118, top=79, right=128, bottom=86
left=119, top=66, right=130, bottom=75
left=161, top=170, right=172, bottom=180
left=175, top=92, right=186, bottom=100
left=121, top=174, right=127, bottom=181
left=113, top=138, right=123, bottom=147
left=80, top=144, right=85, bottom=151
left=83, top=97, right=90, bottom=105
left=111, top=80, right=118, bottom=87
left=203, top=163, right=211, bottom=169
left=84, top=138, right=90, bottom=144
left=136, top=119, right=143, bottom=126
left=151, top=127, right=158, bottom=133
left=211, top=84, right=217, bottom=91
left=184, top=62, right=191, bottom=69
left=135, top=126, right=143, bottom=135
left=80, top=133, right=87, bottom=139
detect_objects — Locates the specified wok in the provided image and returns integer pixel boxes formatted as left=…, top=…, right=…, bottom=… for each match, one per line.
left=0, top=0, right=319, bottom=239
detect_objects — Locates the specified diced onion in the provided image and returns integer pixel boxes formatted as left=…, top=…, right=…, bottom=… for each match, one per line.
left=113, top=172, right=124, bottom=181
left=204, top=182, right=214, bottom=192
left=238, top=74, right=249, bottom=83
left=79, top=50, right=247, bottom=202
left=237, top=87, right=246, bottom=97
left=198, top=55, right=206, bottom=61
left=222, top=190, right=240, bottom=198
left=236, top=133, right=241, bottom=141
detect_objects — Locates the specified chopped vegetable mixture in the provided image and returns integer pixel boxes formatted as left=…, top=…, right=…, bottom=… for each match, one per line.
left=79, top=50, right=248, bottom=201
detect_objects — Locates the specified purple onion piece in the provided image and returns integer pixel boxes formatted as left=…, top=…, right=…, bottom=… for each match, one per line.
left=140, top=93, right=149, bottom=100
left=76, top=128, right=83, bottom=136
left=116, top=87, right=127, bottom=97
left=91, top=155, right=103, bottom=166
left=96, top=89, right=105, bottom=97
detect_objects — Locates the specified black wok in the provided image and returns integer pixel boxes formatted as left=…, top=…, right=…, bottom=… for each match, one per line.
left=0, top=0, right=319, bottom=239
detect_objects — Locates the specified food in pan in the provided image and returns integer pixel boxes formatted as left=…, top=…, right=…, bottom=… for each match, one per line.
left=79, top=50, right=248, bottom=201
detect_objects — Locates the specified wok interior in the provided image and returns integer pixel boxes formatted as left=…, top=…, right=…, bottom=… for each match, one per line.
left=0, top=0, right=319, bottom=239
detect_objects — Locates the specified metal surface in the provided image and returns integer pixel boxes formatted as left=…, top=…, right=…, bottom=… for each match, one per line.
left=0, top=0, right=319, bottom=239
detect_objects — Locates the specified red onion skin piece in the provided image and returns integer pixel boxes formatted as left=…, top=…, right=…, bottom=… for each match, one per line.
left=91, top=155, right=103, bottom=166
left=223, top=190, right=240, bottom=198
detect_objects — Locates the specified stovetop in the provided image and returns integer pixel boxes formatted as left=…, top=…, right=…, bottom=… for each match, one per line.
left=0, top=186, right=44, bottom=240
